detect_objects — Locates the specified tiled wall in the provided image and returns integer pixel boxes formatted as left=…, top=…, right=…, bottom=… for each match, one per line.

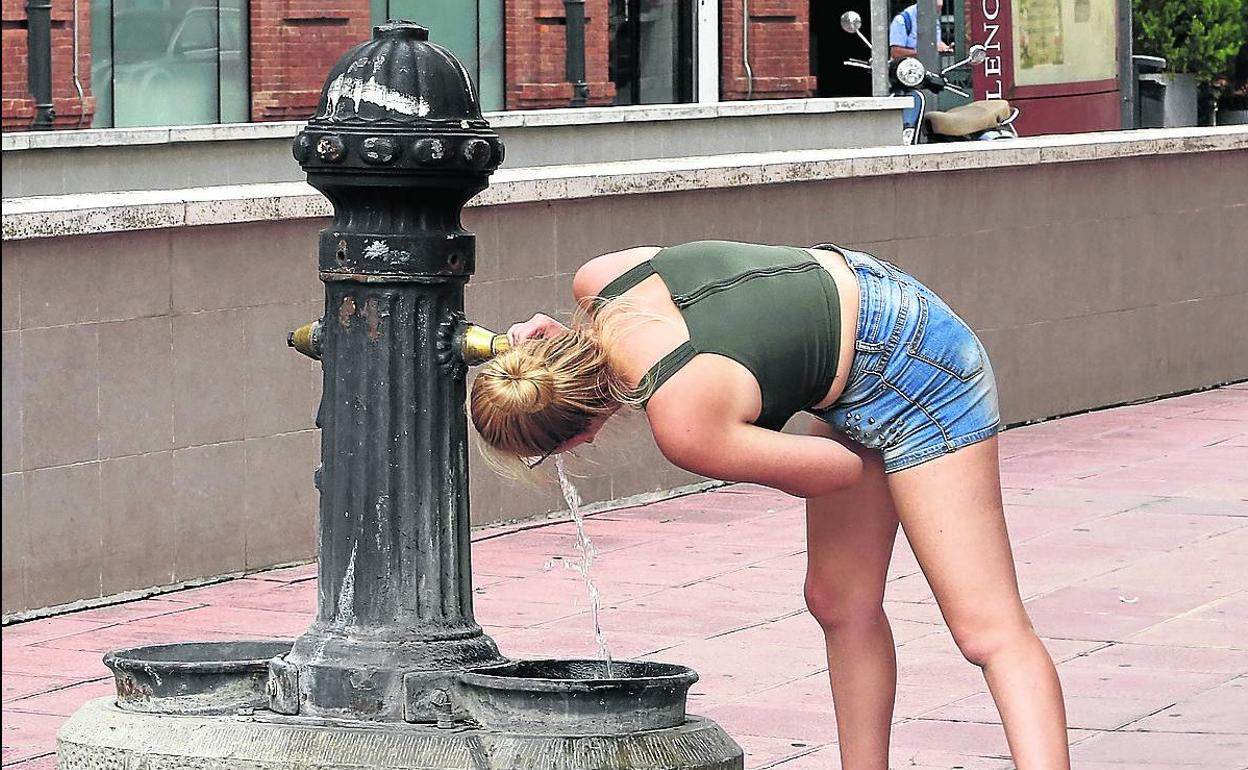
left=4, top=148, right=1246, bottom=616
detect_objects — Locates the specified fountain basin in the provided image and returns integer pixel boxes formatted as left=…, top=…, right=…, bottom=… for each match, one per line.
left=457, top=659, right=698, bottom=735
left=104, top=639, right=293, bottom=715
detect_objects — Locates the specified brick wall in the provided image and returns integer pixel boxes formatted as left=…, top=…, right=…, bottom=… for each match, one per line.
left=2, top=0, right=94, bottom=131
left=249, top=0, right=372, bottom=122
left=720, top=0, right=815, bottom=101
left=504, top=0, right=615, bottom=110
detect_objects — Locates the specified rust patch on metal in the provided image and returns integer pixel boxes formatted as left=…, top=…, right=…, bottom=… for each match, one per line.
left=338, top=296, right=356, bottom=327
left=360, top=297, right=383, bottom=340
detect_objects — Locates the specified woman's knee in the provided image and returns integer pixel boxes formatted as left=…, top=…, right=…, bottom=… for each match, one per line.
left=803, top=578, right=887, bottom=632
left=950, top=617, right=1041, bottom=668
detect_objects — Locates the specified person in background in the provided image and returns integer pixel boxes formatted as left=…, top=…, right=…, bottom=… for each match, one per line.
left=889, top=2, right=953, bottom=60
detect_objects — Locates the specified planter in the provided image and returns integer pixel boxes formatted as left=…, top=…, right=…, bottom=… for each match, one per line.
left=1138, top=73, right=1199, bottom=128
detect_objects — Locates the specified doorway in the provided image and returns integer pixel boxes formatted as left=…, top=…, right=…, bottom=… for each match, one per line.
left=810, top=0, right=873, bottom=97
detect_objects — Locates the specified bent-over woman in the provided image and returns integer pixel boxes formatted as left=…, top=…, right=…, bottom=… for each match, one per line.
left=469, top=240, right=1069, bottom=770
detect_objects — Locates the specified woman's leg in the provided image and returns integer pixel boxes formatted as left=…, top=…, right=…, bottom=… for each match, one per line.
left=887, top=436, right=1070, bottom=770
left=804, top=421, right=901, bottom=770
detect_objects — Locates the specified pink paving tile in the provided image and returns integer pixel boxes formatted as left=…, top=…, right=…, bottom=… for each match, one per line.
left=166, top=578, right=317, bottom=612
left=928, top=689, right=1176, bottom=731
left=635, top=582, right=805, bottom=620
left=894, top=682, right=987, bottom=719
left=1128, top=676, right=1248, bottom=733
left=0, top=711, right=66, bottom=761
left=705, top=566, right=807, bottom=597
left=59, top=598, right=200, bottom=624
left=761, top=745, right=840, bottom=770
left=735, top=734, right=828, bottom=769
left=117, top=605, right=313, bottom=637
left=1071, top=728, right=1248, bottom=766
left=0, top=618, right=112, bottom=647
left=3, top=754, right=58, bottom=769
left=0, top=644, right=111, bottom=679
left=711, top=612, right=829, bottom=652
left=700, top=702, right=835, bottom=741
left=889, top=718, right=1013, bottom=760
left=2, top=673, right=81, bottom=702
left=5, top=678, right=115, bottom=717
left=247, top=562, right=318, bottom=583
left=473, top=572, right=663, bottom=607
left=33, top=620, right=262, bottom=653
left=1128, top=616, right=1248, bottom=648
left=1055, top=664, right=1230, bottom=701
left=473, top=596, right=583, bottom=628
left=1063, top=641, right=1248, bottom=674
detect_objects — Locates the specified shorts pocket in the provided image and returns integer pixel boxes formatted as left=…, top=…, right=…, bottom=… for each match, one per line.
left=907, top=294, right=985, bottom=381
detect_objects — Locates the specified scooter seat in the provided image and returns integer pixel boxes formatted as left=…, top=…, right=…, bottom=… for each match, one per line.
left=925, top=99, right=1012, bottom=137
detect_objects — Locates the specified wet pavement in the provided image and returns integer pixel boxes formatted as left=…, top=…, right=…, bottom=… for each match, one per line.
left=3, top=384, right=1246, bottom=769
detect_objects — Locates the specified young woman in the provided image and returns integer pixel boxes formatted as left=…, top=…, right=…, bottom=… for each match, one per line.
left=469, top=240, right=1069, bottom=770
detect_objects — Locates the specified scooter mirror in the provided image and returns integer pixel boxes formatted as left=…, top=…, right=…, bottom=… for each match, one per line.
left=840, top=10, right=863, bottom=34
left=968, top=44, right=988, bottom=65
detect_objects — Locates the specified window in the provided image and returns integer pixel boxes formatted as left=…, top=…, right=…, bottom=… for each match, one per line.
left=91, top=0, right=250, bottom=128
left=370, top=0, right=505, bottom=112
left=609, top=0, right=694, bottom=105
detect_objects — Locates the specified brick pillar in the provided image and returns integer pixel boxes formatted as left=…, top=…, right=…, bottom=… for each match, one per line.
left=720, top=0, right=815, bottom=101
left=2, top=0, right=94, bottom=131
left=505, top=0, right=615, bottom=110
left=249, top=0, right=372, bottom=122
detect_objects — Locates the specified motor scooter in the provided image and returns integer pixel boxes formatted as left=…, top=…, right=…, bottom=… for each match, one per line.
left=839, top=10, right=1019, bottom=145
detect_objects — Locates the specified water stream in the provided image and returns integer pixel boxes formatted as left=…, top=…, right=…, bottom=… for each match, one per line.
left=553, top=455, right=615, bottom=677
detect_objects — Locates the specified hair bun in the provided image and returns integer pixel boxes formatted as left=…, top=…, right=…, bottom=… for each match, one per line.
left=494, top=356, right=556, bottom=414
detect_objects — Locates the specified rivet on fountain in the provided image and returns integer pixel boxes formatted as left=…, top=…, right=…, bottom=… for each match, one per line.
left=58, top=18, right=742, bottom=770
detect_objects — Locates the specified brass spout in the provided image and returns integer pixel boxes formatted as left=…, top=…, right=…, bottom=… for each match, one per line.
left=288, top=319, right=323, bottom=360
left=460, top=324, right=510, bottom=366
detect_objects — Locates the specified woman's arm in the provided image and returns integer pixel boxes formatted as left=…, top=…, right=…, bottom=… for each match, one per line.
left=648, top=381, right=863, bottom=499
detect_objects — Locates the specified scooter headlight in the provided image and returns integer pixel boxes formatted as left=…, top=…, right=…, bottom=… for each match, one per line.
left=895, top=57, right=927, bottom=88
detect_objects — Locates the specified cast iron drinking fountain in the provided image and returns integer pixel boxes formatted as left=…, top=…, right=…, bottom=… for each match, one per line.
left=58, top=21, right=743, bottom=770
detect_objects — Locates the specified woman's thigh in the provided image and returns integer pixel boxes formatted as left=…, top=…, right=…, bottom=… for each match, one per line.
left=804, top=421, right=901, bottom=617
left=886, top=436, right=1031, bottom=649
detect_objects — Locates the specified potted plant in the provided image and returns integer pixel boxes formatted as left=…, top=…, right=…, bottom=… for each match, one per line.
left=1133, top=0, right=1247, bottom=125
left=1214, top=42, right=1248, bottom=124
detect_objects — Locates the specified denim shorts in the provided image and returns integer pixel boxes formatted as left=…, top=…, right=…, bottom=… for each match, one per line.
left=810, top=246, right=1000, bottom=473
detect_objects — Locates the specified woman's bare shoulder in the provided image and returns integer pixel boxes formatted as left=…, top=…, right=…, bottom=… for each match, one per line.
left=572, top=246, right=663, bottom=301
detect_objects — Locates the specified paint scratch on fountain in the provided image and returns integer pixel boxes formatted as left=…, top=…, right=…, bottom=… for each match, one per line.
left=314, top=541, right=357, bottom=660
left=322, top=73, right=431, bottom=117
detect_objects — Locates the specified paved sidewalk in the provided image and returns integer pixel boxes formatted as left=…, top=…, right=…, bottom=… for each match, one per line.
left=3, top=385, right=1246, bottom=769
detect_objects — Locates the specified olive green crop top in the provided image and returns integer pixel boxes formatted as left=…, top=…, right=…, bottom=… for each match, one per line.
left=594, top=240, right=841, bottom=431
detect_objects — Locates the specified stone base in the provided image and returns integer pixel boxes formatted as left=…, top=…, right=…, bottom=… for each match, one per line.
left=59, top=698, right=744, bottom=770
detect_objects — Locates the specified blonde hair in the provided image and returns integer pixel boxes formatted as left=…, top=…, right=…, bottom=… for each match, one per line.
left=469, top=302, right=646, bottom=471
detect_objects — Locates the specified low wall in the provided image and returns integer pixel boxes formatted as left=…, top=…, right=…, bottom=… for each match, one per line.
left=3, top=128, right=1246, bottom=619
left=0, top=99, right=905, bottom=198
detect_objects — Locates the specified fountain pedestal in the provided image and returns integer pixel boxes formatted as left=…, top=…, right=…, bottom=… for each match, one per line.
left=58, top=19, right=743, bottom=770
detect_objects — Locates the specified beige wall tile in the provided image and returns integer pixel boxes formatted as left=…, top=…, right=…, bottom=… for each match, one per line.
left=101, top=452, right=175, bottom=594
left=463, top=281, right=502, bottom=333
left=17, top=239, right=101, bottom=329
left=172, top=223, right=318, bottom=314
left=2, top=331, right=21, bottom=474
left=99, top=318, right=174, bottom=458
left=172, top=442, right=246, bottom=581
left=25, top=463, right=102, bottom=609
left=1, top=246, right=19, bottom=331
left=243, top=431, right=319, bottom=570
left=462, top=207, right=502, bottom=282
left=173, top=310, right=246, bottom=447
left=490, top=275, right=561, bottom=335
left=20, top=324, right=99, bottom=470
left=242, top=303, right=321, bottom=439
left=90, top=230, right=173, bottom=322
left=2, top=472, right=28, bottom=614
left=487, top=202, right=558, bottom=279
